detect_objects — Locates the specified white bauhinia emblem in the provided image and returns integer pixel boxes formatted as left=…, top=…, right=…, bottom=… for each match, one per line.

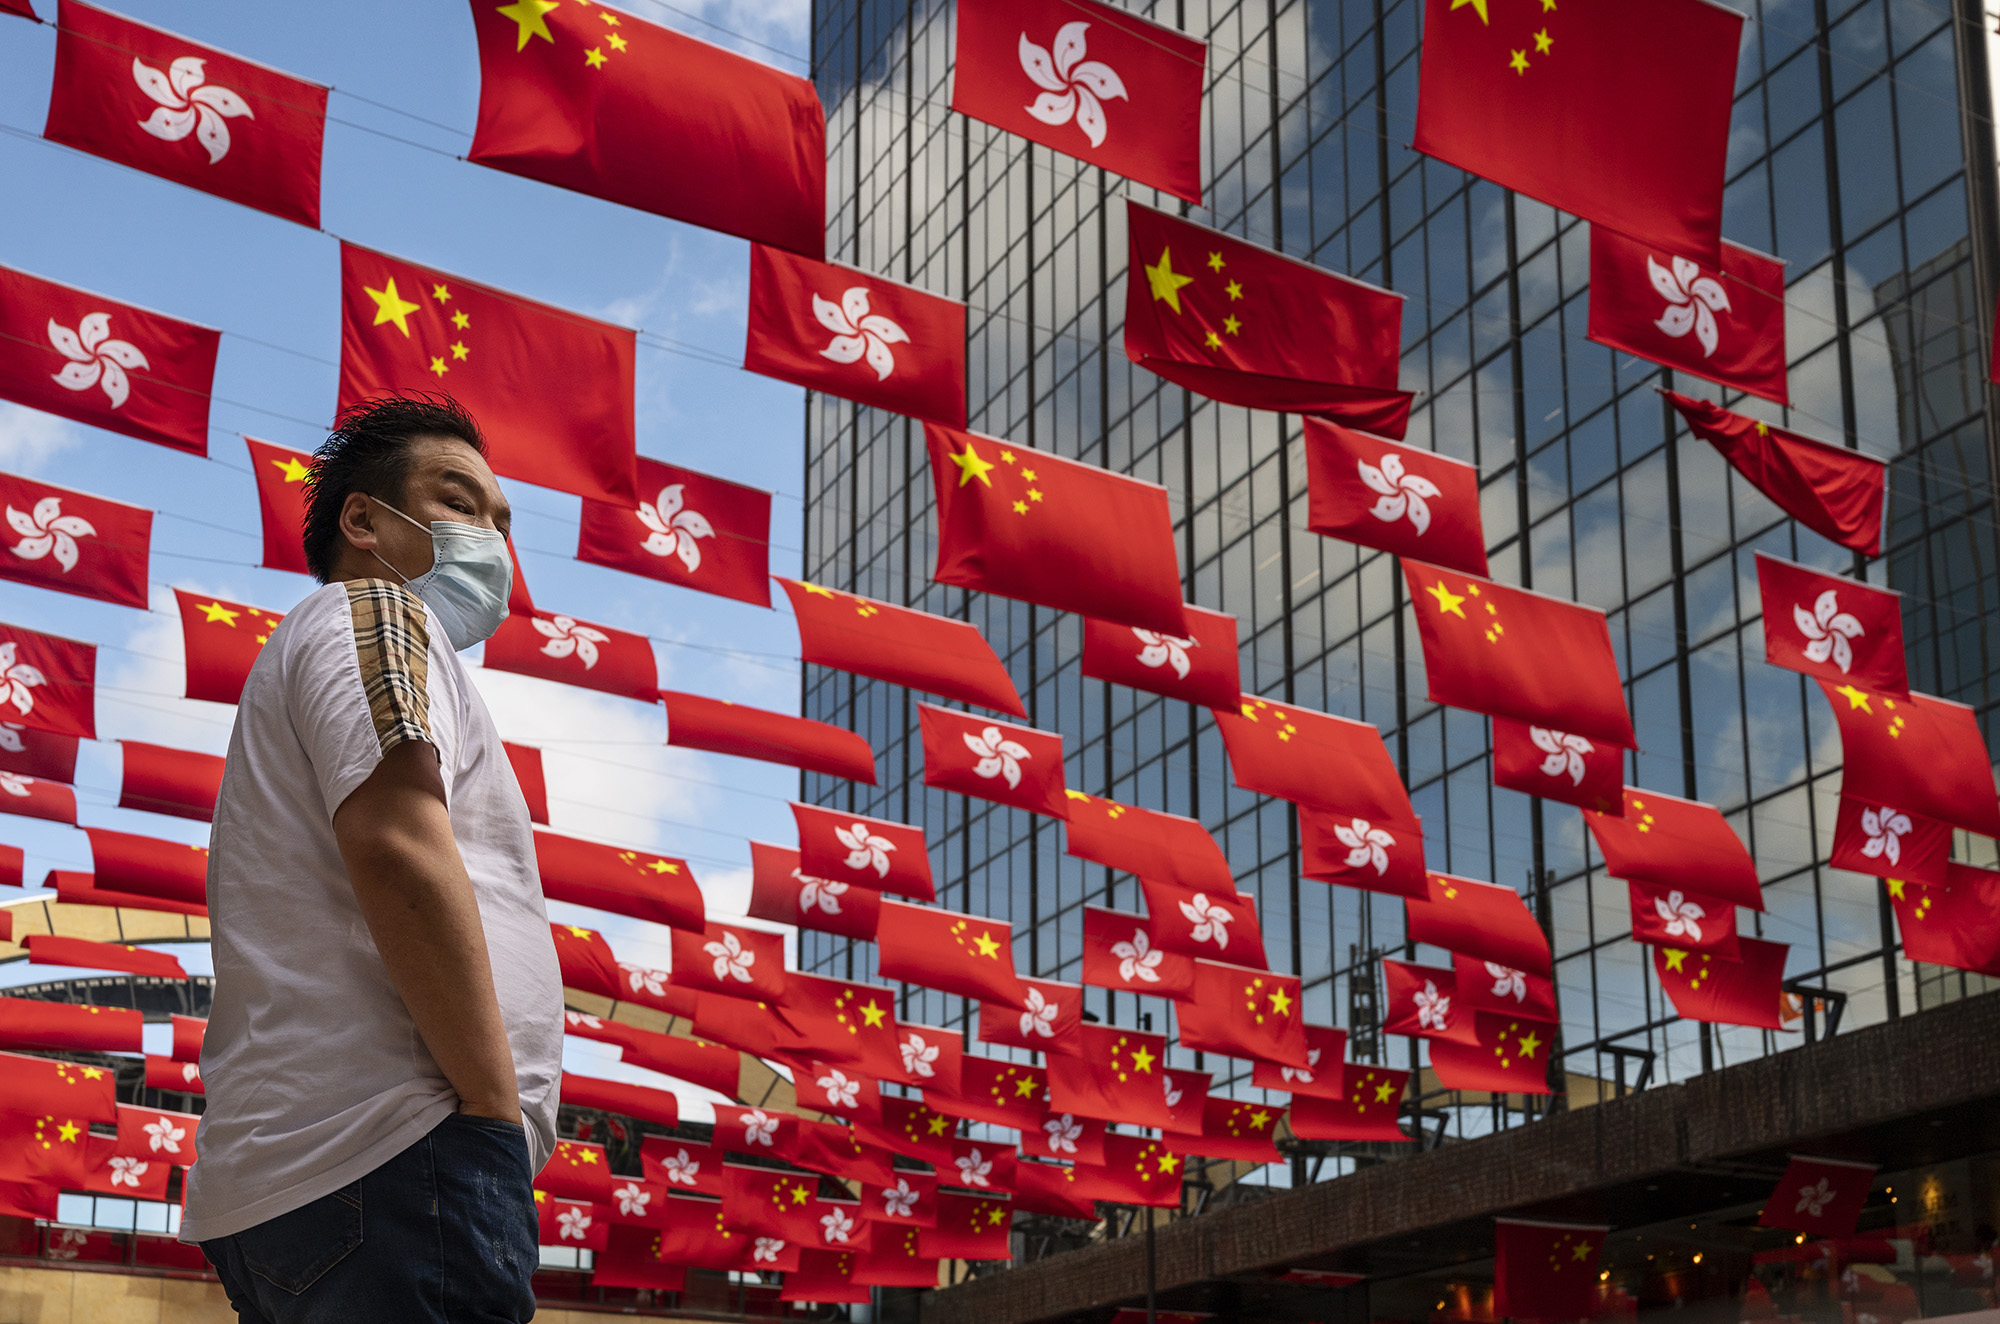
left=703, top=930, right=756, bottom=983
left=899, top=1033, right=939, bottom=1077
left=636, top=484, right=713, bottom=573
left=816, top=1068, right=859, bottom=1109
left=1132, top=629, right=1195, bottom=679
left=835, top=822, right=895, bottom=878
left=1648, top=255, right=1730, bottom=358
left=1281, top=1047, right=1322, bottom=1085
left=814, top=287, right=908, bottom=382
left=1485, top=962, right=1527, bottom=1002
left=8, top=498, right=96, bottom=574
left=557, top=1206, right=593, bottom=1241
left=1860, top=806, right=1912, bottom=867
left=0, top=773, right=30, bottom=798
left=1161, top=1072, right=1183, bottom=1108
left=1019, top=22, right=1127, bottom=148
left=143, top=1116, right=185, bottom=1154
left=133, top=56, right=252, bottom=164
left=882, top=1178, right=919, bottom=1217
left=1357, top=453, right=1440, bottom=535
left=741, top=1109, right=779, bottom=1147
left=109, top=1156, right=148, bottom=1188
left=1654, top=889, right=1706, bottom=941
left=533, top=615, right=609, bottom=669
left=0, top=643, right=48, bottom=719
left=613, top=1182, right=651, bottom=1217
left=661, top=1147, right=700, bottom=1185
left=1019, top=986, right=1058, bottom=1037
left=819, top=1208, right=856, bottom=1243
left=752, top=1236, right=784, bottom=1263
left=964, top=725, right=1030, bottom=789
left=1333, top=818, right=1394, bottom=875
left=1795, top=1177, right=1836, bottom=1218
left=794, top=867, right=849, bottom=915
left=620, top=962, right=669, bottom=997
left=1414, top=979, right=1450, bottom=1031
left=1531, top=727, right=1594, bottom=786
left=1178, top=892, right=1232, bottom=950
left=564, top=1010, right=605, bottom=1031
left=48, top=314, right=148, bottom=410
left=1042, top=1113, right=1083, bottom=1154
left=0, top=723, right=25, bottom=753
left=181, top=1062, right=201, bottom=1085
left=954, top=1148, right=994, bottom=1187
left=1111, top=928, right=1162, bottom=983
left=1794, top=590, right=1864, bottom=674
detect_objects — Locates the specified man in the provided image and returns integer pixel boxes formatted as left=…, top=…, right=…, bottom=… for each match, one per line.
left=183, top=395, right=562, bottom=1323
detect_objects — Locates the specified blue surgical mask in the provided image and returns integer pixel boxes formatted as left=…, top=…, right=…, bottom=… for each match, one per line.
left=369, top=497, right=513, bottom=651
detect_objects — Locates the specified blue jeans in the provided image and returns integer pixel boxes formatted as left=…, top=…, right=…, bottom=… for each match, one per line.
left=201, top=1112, right=539, bottom=1323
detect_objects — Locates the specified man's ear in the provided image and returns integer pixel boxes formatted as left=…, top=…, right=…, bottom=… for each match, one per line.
left=337, top=491, right=380, bottom=555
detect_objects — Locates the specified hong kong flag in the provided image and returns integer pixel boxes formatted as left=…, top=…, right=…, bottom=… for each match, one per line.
left=579, top=457, right=773, bottom=608
left=1589, top=231, right=1788, bottom=404
left=1125, top=202, right=1413, bottom=435
left=537, top=1193, right=609, bottom=1252
left=1299, top=804, right=1428, bottom=898
left=1412, top=0, right=1741, bottom=263
left=1454, top=953, right=1560, bottom=1022
left=1820, top=681, right=2000, bottom=835
left=876, top=899, right=1027, bottom=1007
left=1491, top=717, right=1625, bottom=816
left=1654, top=937, right=1789, bottom=1030
left=1584, top=788, right=1763, bottom=910
left=791, top=802, right=935, bottom=901
left=669, top=921, right=787, bottom=1002
left=1216, top=696, right=1415, bottom=820
left=0, top=265, right=218, bottom=455
left=1249, top=1023, right=1347, bottom=1100
left=1404, top=875, right=1552, bottom=977
left=1140, top=878, right=1269, bottom=969
left=339, top=244, right=636, bottom=505
left=974, top=976, right=1084, bottom=1056
left=1755, top=554, right=1906, bottom=695
left=1759, top=1155, right=1877, bottom=1238
left=0, top=473, right=150, bottom=608
left=1080, top=604, right=1240, bottom=710
left=782, top=580, right=1024, bottom=716
left=1288, top=1064, right=1411, bottom=1142
left=1082, top=905, right=1196, bottom=997
left=0, top=620, right=96, bottom=739
left=484, top=609, right=656, bottom=702
left=176, top=588, right=284, bottom=706
left=1380, top=959, right=1478, bottom=1044
left=533, top=830, right=704, bottom=932
left=1830, top=795, right=1951, bottom=885
left=114, top=1102, right=198, bottom=1164
left=46, top=0, right=328, bottom=227
left=1022, top=1111, right=1107, bottom=1165
left=925, top=423, right=1188, bottom=635
left=0, top=724, right=78, bottom=783
left=1626, top=880, right=1742, bottom=959
left=0, top=773, right=74, bottom=825
left=1062, top=792, right=1235, bottom=894
left=467, top=0, right=824, bottom=257
left=1175, top=959, right=1309, bottom=1068
left=118, top=741, right=224, bottom=822
left=1428, top=1012, right=1558, bottom=1095
left=1404, top=559, right=1635, bottom=749
left=1494, top=1219, right=1608, bottom=1320
left=145, top=1054, right=203, bottom=1094
left=918, top=703, right=1067, bottom=817
left=1666, top=392, right=1886, bottom=556
left=746, top=246, right=967, bottom=425
left=746, top=840, right=880, bottom=940
left=241, top=437, right=313, bottom=574
left=1303, top=419, right=1487, bottom=575
left=661, top=690, right=878, bottom=784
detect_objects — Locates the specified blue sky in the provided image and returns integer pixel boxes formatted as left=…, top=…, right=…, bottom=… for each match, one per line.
left=0, top=0, right=819, bottom=1102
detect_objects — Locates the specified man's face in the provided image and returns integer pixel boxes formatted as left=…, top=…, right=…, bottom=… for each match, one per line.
left=370, top=434, right=511, bottom=580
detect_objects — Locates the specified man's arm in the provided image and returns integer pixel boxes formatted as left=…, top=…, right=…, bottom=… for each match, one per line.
left=332, top=740, right=520, bottom=1123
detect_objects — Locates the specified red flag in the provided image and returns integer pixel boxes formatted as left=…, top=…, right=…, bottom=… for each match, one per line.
left=856, top=1097, right=960, bottom=1166
left=1061, top=792, right=1233, bottom=894
left=975, top=976, right=1085, bottom=1056
left=113, top=1103, right=198, bottom=1165
left=484, top=608, right=656, bottom=701
left=52, top=867, right=206, bottom=918
left=1887, top=870, right=2000, bottom=977
left=608, top=1025, right=737, bottom=1099
left=661, top=690, right=877, bottom=784
left=1490, top=717, right=1625, bottom=815
left=783, top=1247, right=867, bottom=1303
left=1666, top=393, right=1886, bottom=555
left=533, top=830, right=704, bottom=932
left=0, top=724, right=78, bottom=783
left=1654, top=937, right=1790, bottom=1030
left=117, top=741, right=222, bottom=823
left=1589, top=232, right=1787, bottom=404
left=500, top=741, right=548, bottom=826
left=799, top=1062, right=881, bottom=1124
left=593, top=1227, right=685, bottom=1291
left=1045, top=1024, right=1174, bottom=1126
left=1159, top=1066, right=1212, bottom=1136
left=0, top=772, right=71, bottom=824
left=795, top=1121, right=896, bottom=1187
left=46, top=0, right=326, bottom=225
left=0, top=996, right=141, bottom=1054
left=776, top=974, right=903, bottom=1080
left=176, top=588, right=282, bottom=706
left=242, top=436, right=312, bottom=574
left=536, top=1192, right=609, bottom=1251
left=1298, top=805, right=1428, bottom=898
left=1493, top=1219, right=1608, bottom=1320
left=1023, top=1110, right=1107, bottom=1165
left=669, top=921, right=786, bottom=1002
left=642, top=1137, right=724, bottom=1197
left=782, top=580, right=1022, bottom=716
left=170, top=1013, right=204, bottom=1062
left=1758, top=1156, right=1877, bottom=1238
left=653, top=1192, right=742, bottom=1268
left=339, top=243, right=636, bottom=504
left=79, top=1133, right=170, bottom=1201
left=538, top=1138, right=617, bottom=1202
left=892, top=1022, right=964, bottom=1097
left=1072, top=1134, right=1184, bottom=1208
left=950, top=0, right=1204, bottom=201
left=791, top=802, right=934, bottom=901
left=145, top=1055, right=203, bottom=1094
left=1583, top=788, right=1763, bottom=909
left=550, top=923, right=625, bottom=1000
left=0, top=1049, right=118, bottom=1122
left=1288, top=1065, right=1411, bottom=1142
left=604, top=954, right=697, bottom=1022
left=1404, top=875, right=1552, bottom=978
left=1082, top=905, right=1196, bottom=997
left=854, top=1225, right=940, bottom=1286
left=1080, top=605, right=1240, bottom=709
left=1123, top=201, right=1412, bottom=434
left=1174, top=959, right=1308, bottom=1068
left=0, top=265, right=218, bottom=455
left=0, top=472, right=149, bottom=608
left=1830, top=796, right=1950, bottom=886
left=1428, top=1012, right=1558, bottom=1095
left=1170, top=1097, right=1283, bottom=1164
left=579, top=457, right=772, bottom=608
left=1303, top=419, right=1487, bottom=575
left=1380, top=959, right=1478, bottom=1044
left=746, top=246, right=967, bottom=425
left=86, top=827, right=206, bottom=907
left=1404, top=560, right=1635, bottom=748
left=805, top=1197, right=873, bottom=1252
left=0, top=847, right=17, bottom=890
left=876, top=899, right=1027, bottom=1007
left=1452, top=954, right=1560, bottom=1022
left=917, top=704, right=1067, bottom=817
left=1819, top=681, right=2000, bottom=836
left=1412, top=0, right=1739, bottom=261
left=924, top=422, right=1188, bottom=635
left=937, top=1058, right=1046, bottom=1133
left=1215, top=695, right=1415, bottom=820
left=866, top=1172, right=941, bottom=1228
left=467, top=0, right=824, bottom=257
left=1249, top=1024, right=1348, bottom=1100
left=919, top=1192, right=1012, bottom=1260
left=1011, top=1160, right=1099, bottom=1220
left=1756, top=554, right=1905, bottom=694
left=746, top=840, right=881, bottom=941
left=26, top=934, right=186, bottom=979
left=1139, top=878, right=1268, bottom=969
left=694, top=992, right=806, bottom=1061
left=713, top=1106, right=802, bottom=1163
left=0, top=620, right=95, bottom=738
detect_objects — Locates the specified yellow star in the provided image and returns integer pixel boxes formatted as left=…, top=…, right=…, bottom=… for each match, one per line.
left=646, top=859, right=678, bottom=874
left=607, top=32, right=628, bottom=50
left=429, top=356, right=449, bottom=377
left=1516, top=1030, right=1543, bottom=1058
left=1662, top=948, right=1688, bottom=972
left=1027, top=488, right=1043, bottom=503
left=1205, top=251, right=1224, bottom=272
left=1021, top=468, right=1036, bottom=481
left=1533, top=27, right=1553, bottom=52
left=971, top=931, right=1002, bottom=959
left=365, top=277, right=423, bottom=336
left=1157, top=1152, right=1180, bottom=1174
left=1222, top=315, right=1242, bottom=336
left=451, top=309, right=470, bottom=330
left=1374, top=1079, right=1396, bottom=1103
left=1225, top=280, right=1243, bottom=300
left=1833, top=684, right=1873, bottom=712
left=1886, top=878, right=1906, bottom=899
left=1268, top=986, right=1294, bottom=1017
left=999, top=450, right=1016, bottom=463
left=1509, top=49, right=1530, bottom=73
left=496, top=0, right=560, bottom=51
left=1247, top=1108, right=1271, bottom=1130
left=580, top=1149, right=600, bottom=1164
left=1426, top=581, right=1467, bottom=618
left=1012, top=500, right=1029, bottom=514
left=1540, top=0, right=1556, bottom=8
left=450, top=341, right=470, bottom=361
left=565, top=924, right=592, bottom=938
left=198, top=601, right=239, bottom=626
left=986, top=1205, right=1007, bottom=1226
left=1013, top=1076, right=1039, bottom=1098
left=925, top=1114, right=948, bottom=1135
left=584, top=46, right=606, bottom=67
left=949, top=443, right=996, bottom=488
left=432, top=283, right=451, bottom=302
left=1204, top=331, right=1223, bottom=349
left=1143, top=247, right=1196, bottom=313
left=1572, top=1241, right=1591, bottom=1261
left=599, top=10, right=621, bottom=23
left=57, top=1120, right=80, bottom=1143
left=1129, top=1044, right=1157, bottom=1074
left=1451, top=0, right=1489, bottom=20
left=799, top=581, right=836, bottom=597
left=81, top=1067, right=104, bottom=1080
left=791, top=1183, right=811, bottom=1204
left=860, top=1000, right=887, bottom=1027
left=271, top=455, right=311, bottom=483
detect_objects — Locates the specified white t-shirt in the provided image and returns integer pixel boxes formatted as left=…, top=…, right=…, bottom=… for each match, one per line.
left=181, top=579, right=563, bottom=1242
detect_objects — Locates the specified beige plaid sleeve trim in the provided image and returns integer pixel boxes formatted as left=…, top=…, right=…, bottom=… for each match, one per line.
left=345, top=579, right=433, bottom=753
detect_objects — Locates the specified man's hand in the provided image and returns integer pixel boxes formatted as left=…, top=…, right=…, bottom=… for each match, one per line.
left=333, top=740, right=519, bottom=1122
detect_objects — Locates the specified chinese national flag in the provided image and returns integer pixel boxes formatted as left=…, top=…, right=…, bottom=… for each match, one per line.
left=1831, top=795, right=1950, bottom=886
left=52, top=867, right=206, bottom=919
left=0, top=265, right=218, bottom=456
left=924, top=423, right=1188, bottom=635
left=1493, top=1219, right=1608, bottom=1320
left=782, top=580, right=1023, bottom=716
left=1082, top=905, right=1196, bottom=997
left=467, top=0, right=824, bottom=257
left=746, top=840, right=881, bottom=941
left=483, top=607, right=656, bottom=701
left=0, top=725, right=78, bottom=783
left=1666, top=393, right=1886, bottom=555
left=937, top=1057, right=1046, bottom=1133
left=1139, top=878, right=1269, bottom=969
left=1171, top=1097, right=1283, bottom=1164
left=533, top=830, right=704, bottom=932
left=550, top=923, right=624, bottom=1000
left=791, top=802, right=934, bottom=901
left=176, top=588, right=283, bottom=706
left=26, top=934, right=186, bottom=979
left=1819, top=682, right=2000, bottom=836
left=1413, top=0, right=1740, bottom=262
left=1174, top=959, right=1309, bottom=1069
left=539, top=1138, right=617, bottom=1202
left=117, top=741, right=223, bottom=822
left=244, top=437, right=313, bottom=574
left=855, top=1226, right=940, bottom=1287
left=1887, top=870, right=2000, bottom=977
left=0, top=1050, right=118, bottom=1122
left=951, top=0, right=1204, bottom=201
left=1756, top=554, right=1906, bottom=694
left=607, top=1025, right=738, bottom=1100
left=1298, top=805, right=1428, bottom=899
left=1627, top=880, right=1741, bottom=959
left=1428, top=1012, right=1558, bottom=1095
left=338, top=243, right=636, bottom=505
left=1045, top=1024, right=1174, bottom=1127
left=783, top=1248, right=867, bottom=1303
left=776, top=973, right=903, bottom=1079
left=579, top=457, right=772, bottom=608
left=876, top=899, right=1027, bottom=1007
left=1288, top=1065, right=1411, bottom=1142
left=1584, top=788, right=1763, bottom=909
left=797, top=1124, right=896, bottom=1187
left=1, top=1110, right=96, bottom=1196
left=975, top=976, right=1085, bottom=1056
left=502, top=741, right=549, bottom=825
left=1589, top=231, right=1788, bottom=404
left=856, top=1096, right=960, bottom=1166
left=1404, top=560, right=1635, bottom=748
left=0, top=472, right=150, bottom=608
left=1758, top=1155, right=1877, bottom=1237
left=653, top=1192, right=741, bottom=1269
left=1215, top=695, right=1415, bottom=820
left=746, top=246, right=967, bottom=425
left=661, top=689, right=878, bottom=784
left=1080, top=604, right=1241, bottom=710
left=1072, top=1134, right=1184, bottom=1208
left=1250, top=1024, right=1348, bottom=1100
left=1061, top=792, right=1234, bottom=894
left=85, top=827, right=207, bottom=907
left=0, top=996, right=141, bottom=1054
left=1404, top=875, right=1552, bottom=978
left=0, top=770, right=72, bottom=824
left=918, top=704, right=1067, bottom=817
left=0, top=620, right=95, bottom=739
left=919, top=1192, right=1012, bottom=1260
left=1453, top=953, right=1560, bottom=1022
left=46, top=0, right=326, bottom=226
left=1380, top=959, right=1478, bottom=1045
left=1124, top=202, right=1412, bottom=435
left=669, top=921, right=787, bottom=1002
left=1653, top=937, right=1790, bottom=1030
left=1013, top=1160, right=1100, bottom=1220
left=1303, top=419, right=1487, bottom=575
left=1490, top=717, right=1625, bottom=816
left=694, top=991, right=806, bottom=1061
left=594, top=1228, right=685, bottom=1292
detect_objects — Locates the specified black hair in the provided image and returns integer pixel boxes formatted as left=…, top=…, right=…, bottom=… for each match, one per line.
left=301, top=394, right=487, bottom=583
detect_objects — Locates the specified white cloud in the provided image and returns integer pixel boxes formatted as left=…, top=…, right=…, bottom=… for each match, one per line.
left=0, top=404, right=82, bottom=476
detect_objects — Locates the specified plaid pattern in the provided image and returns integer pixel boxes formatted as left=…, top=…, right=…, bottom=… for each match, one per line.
left=345, top=579, right=433, bottom=753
